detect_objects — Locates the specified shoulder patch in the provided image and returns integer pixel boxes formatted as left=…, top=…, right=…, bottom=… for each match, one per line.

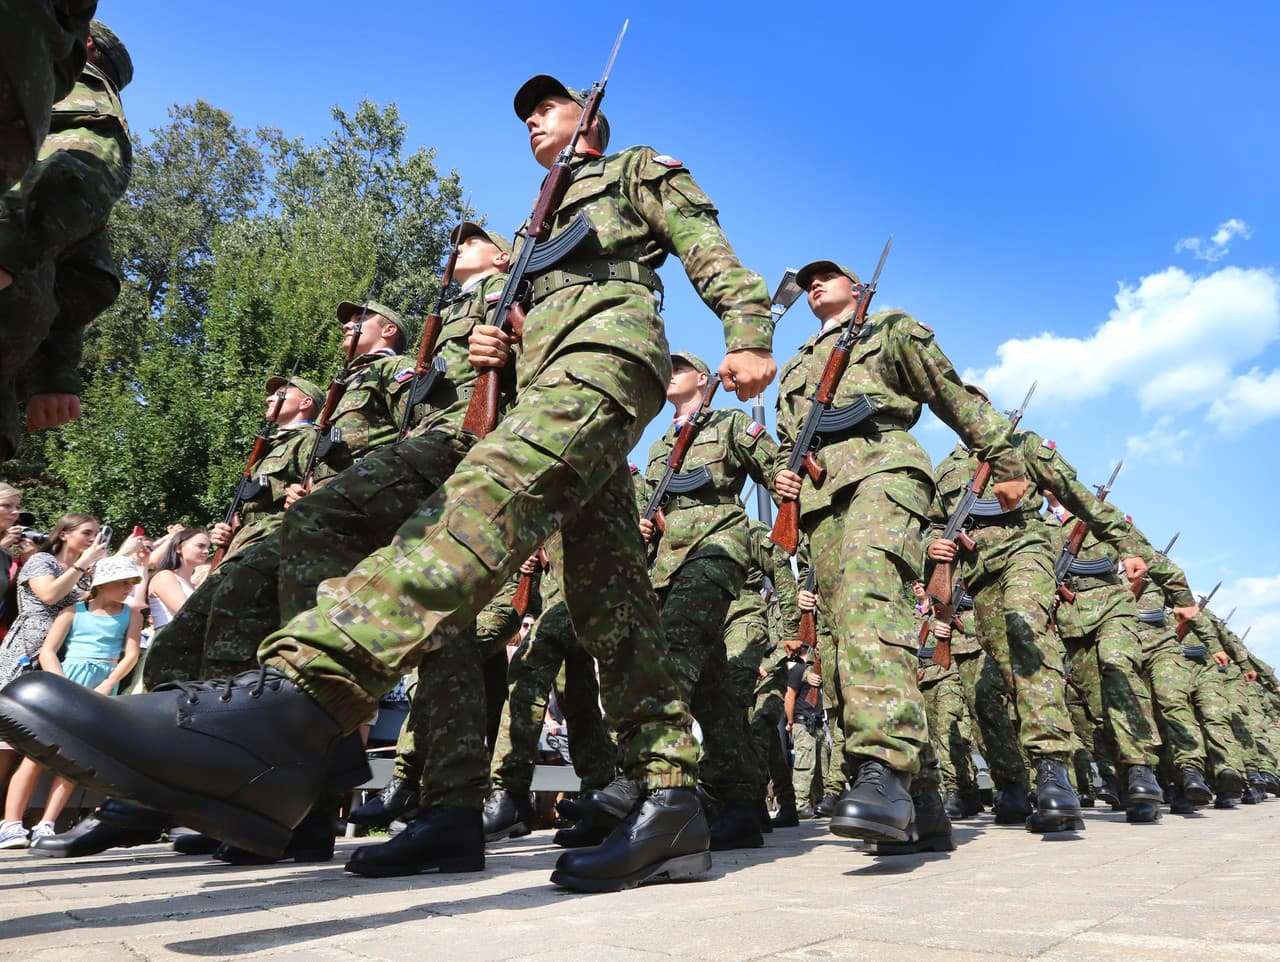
left=745, top=420, right=765, bottom=438
left=395, top=369, right=415, bottom=383
left=906, top=320, right=934, bottom=340
left=629, top=462, right=640, bottom=474
left=1041, top=439, right=1056, bottom=450
left=485, top=291, right=502, bottom=303
left=652, top=154, right=683, bottom=167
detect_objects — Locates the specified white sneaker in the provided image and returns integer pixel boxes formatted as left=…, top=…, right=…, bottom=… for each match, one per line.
left=0, top=820, right=29, bottom=849
left=30, top=820, right=56, bottom=841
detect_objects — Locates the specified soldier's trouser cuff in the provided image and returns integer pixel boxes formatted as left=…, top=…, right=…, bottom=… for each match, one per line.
left=642, top=770, right=697, bottom=790
left=263, top=652, right=379, bottom=735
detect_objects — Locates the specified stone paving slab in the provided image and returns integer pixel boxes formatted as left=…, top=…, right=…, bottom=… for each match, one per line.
left=1, top=801, right=1277, bottom=961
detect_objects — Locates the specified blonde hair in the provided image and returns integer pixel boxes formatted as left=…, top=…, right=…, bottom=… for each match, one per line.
left=0, top=483, right=20, bottom=501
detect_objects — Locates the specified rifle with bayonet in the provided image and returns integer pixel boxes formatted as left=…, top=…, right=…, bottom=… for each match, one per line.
left=641, top=378, right=721, bottom=544
left=1129, top=531, right=1179, bottom=600
left=923, top=381, right=1037, bottom=666
left=753, top=269, right=804, bottom=527
left=211, top=360, right=298, bottom=570
left=461, top=21, right=628, bottom=438
left=1176, top=580, right=1220, bottom=642
left=396, top=233, right=463, bottom=443
left=770, top=237, right=893, bottom=555
left=302, top=298, right=376, bottom=487
left=1053, top=460, right=1124, bottom=603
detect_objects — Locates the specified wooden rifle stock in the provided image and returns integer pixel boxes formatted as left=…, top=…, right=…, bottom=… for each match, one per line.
left=397, top=242, right=461, bottom=442
left=1054, top=521, right=1088, bottom=603
left=460, top=298, right=527, bottom=438
left=512, top=546, right=549, bottom=617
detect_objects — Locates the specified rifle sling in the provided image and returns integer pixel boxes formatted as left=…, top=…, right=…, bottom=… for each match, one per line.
left=529, top=258, right=663, bottom=303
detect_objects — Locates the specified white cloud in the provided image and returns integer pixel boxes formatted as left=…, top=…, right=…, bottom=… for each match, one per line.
left=1206, top=367, right=1280, bottom=436
left=1176, top=218, right=1253, bottom=263
left=965, top=265, right=1280, bottom=421
left=1125, top=416, right=1197, bottom=465
left=1213, top=573, right=1280, bottom=670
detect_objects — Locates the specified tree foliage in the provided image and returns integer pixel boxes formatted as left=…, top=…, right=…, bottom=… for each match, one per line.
left=17, top=100, right=470, bottom=532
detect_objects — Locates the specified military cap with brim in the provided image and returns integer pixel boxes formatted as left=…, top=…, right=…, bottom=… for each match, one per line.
left=451, top=221, right=513, bottom=255
left=89, top=20, right=133, bottom=91
left=513, top=74, right=611, bottom=152
left=265, top=375, right=325, bottom=411
left=670, top=351, right=710, bottom=377
left=795, top=260, right=861, bottom=292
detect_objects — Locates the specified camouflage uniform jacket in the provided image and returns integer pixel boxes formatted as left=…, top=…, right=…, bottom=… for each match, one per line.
left=314, top=349, right=414, bottom=481
left=231, top=422, right=318, bottom=554
left=513, top=146, right=771, bottom=414
left=641, top=406, right=776, bottom=591
left=1133, top=554, right=1209, bottom=655
left=1208, top=611, right=1253, bottom=670
left=774, top=311, right=1022, bottom=522
left=725, top=519, right=801, bottom=637
left=409, top=272, right=515, bottom=438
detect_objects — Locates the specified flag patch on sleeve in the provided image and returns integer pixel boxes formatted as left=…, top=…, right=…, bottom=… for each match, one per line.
left=485, top=291, right=502, bottom=303
left=1041, top=439, right=1056, bottom=450
left=653, top=154, right=683, bottom=167
left=745, top=420, right=765, bottom=438
left=395, top=369, right=416, bottom=383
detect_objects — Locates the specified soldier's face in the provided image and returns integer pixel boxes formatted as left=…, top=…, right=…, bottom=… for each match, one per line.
left=268, top=386, right=307, bottom=423
left=807, top=271, right=858, bottom=321
left=667, top=362, right=705, bottom=403
left=526, top=95, right=583, bottom=167
left=343, top=313, right=387, bottom=355
left=454, top=237, right=507, bottom=282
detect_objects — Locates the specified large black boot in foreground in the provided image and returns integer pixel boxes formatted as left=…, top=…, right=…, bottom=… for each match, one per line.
left=0, top=669, right=370, bottom=858
left=550, top=788, right=711, bottom=893
left=862, top=791, right=956, bottom=855
left=1026, top=758, right=1085, bottom=833
left=829, top=758, right=914, bottom=843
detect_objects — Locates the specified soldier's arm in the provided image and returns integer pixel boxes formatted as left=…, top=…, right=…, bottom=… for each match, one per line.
left=887, top=317, right=1023, bottom=481
left=770, top=540, right=802, bottom=640
left=1143, top=550, right=1196, bottom=609
left=1216, top=619, right=1252, bottom=669
left=631, top=150, right=772, bottom=353
left=728, top=410, right=780, bottom=493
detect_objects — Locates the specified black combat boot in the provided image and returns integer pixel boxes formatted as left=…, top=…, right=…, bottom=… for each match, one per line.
left=1167, top=785, right=1197, bottom=816
left=992, top=785, right=1032, bottom=825
left=29, top=798, right=172, bottom=859
left=755, top=799, right=774, bottom=833
left=829, top=758, right=915, bottom=843
left=575, top=776, right=644, bottom=828
left=482, top=789, right=536, bottom=842
left=770, top=798, right=800, bottom=828
left=1181, top=766, right=1213, bottom=807
left=1026, top=758, right=1084, bottom=833
left=709, top=801, right=765, bottom=851
left=214, top=808, right=337, bottom=864
left=1246, top=770, right=1269, bottom=802
left=1241, top=785, right=1262, bottom=805
left=814, top=792, right=839, bottom=818
left=960, top=789, right=984, bottom=817
left=1217, top=767, right=1244, bottom=799
left=0, top=669, right=370, bottom=858
left=1126, top=764, right=1164, bottom=804
left=171, top=830, right=223, bottom=855
left=943, top=789, right=965, bottom=820
left=553, top=818, right=611, bottom=848
left=1266, top=772, right=1280, bottom=798
left=863, top=791, right=956, bottom=855
left=550, top=787, right=711, bottom=892
left=345, top=806, right=486, bottom=877
left=555, top=796, right=583, bottom=822
left=1095, top=771, right=1123, bottom=810
left=348, top=776, right=420, bottom=828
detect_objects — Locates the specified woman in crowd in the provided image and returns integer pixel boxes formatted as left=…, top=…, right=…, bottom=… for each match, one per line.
left=0, top=483, right=25, bottom=640
left=0, top=556, right=143, bottom=847
left=146, top=526, right=209, bottom=631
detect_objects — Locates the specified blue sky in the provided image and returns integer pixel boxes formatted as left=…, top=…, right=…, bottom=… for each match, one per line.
left=103, top=3, right=1280, bottom=662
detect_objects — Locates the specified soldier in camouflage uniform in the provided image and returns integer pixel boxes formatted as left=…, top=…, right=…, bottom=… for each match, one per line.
left=0, top=19, right=131, bottom=461
left=144, top=299, right=418, bottom=686
left=484, top=558, right=616, bottom=846
left=0, top=72, right=777, bottom=892
left=1207, top=610, right=1274, bottom=803
left=928, top=427, right=1161, bottom=830
left=773, top=260, right=1029, bottom=852
left=1045, top=491, right=1197, bottom=823
left=629, top=350, right=778, bottom=852
left=0, top=0, right=97, bottom=194
left=143, top=375, right=323, bottom=685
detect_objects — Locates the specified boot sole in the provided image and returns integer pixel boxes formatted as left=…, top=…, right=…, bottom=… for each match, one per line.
left=829, top=816, right=913, bottom=843
left=345, top=852, right=486, bottom=878
left=216, top=845, right=336, bottom=865
left=1125, top=808, right=1162, bottom=824
left=864, top=833, right=956, bottom=855
left=484, top=821, right=533, bottom=843
left=1183, top=787, right=1213, bottom=806
left=0, top=707, right=309, bottom=858
left=550, top=850, right=711, bottom=893
left=1025, top=814, right=1085, bottom=833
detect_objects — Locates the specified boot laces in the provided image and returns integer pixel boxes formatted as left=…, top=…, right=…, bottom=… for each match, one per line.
left=157, top=665, right=288, bottom=705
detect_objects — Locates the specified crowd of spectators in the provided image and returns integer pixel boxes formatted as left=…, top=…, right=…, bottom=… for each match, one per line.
left=0, top=481, right=208, bottom=847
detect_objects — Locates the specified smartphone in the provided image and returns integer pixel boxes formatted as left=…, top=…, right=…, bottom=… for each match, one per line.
left=131, top=524, right=146, bottom=539
left=98, top=525, right=113, bottom=546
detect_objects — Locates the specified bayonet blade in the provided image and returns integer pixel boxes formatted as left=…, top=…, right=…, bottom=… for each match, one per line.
left=1240, top=626, right=1252, bottom=644
left=1224, top=606, right=1237, bottom=624
left=1162, top=531, right=1180, bottom=555
left=599, top=19, right=629, bottom=87
left=867, top=234, right=893, bottom=292
left=1199, top=581, right=1222, bottom=608
left=1017, top=380, right=1037, bottom=416
left=1097, top=459, right=1123, bottom=497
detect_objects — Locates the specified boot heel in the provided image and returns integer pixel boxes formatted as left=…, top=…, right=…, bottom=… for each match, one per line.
left=651, top=851, right=712, bottom=881
left=432, top=853, right=485, bottom=873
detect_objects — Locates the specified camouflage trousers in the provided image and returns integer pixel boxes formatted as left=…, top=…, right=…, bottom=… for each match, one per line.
left=489, top=597, right=616, bottom=795
left=259, top=361, right=698, bottom=789
left=144, top=516, right=286, bottom=687
left=815, top=619, right=850, bottom=797
left=1065, top=662, right=1111, bottom=789
left=751, top=662, right=793, bottom=807
left=1246, top=684, right=1280, bottom=776
left=965, top=528, right=1074, bottom=762
left=920, top=662, right=979, bottom=797
left=790, top=721, right=829, bottom=809
left=1063, top=614, right=1159, bottom=767
left=1220, top=667, right=1264, bottom=773
left=723, top=613, right=771, bottom=791
left=805, top=470, right=931, bottom=775
left=1140, top=639, right=1209, bottom=773
left=658, top=556, right=755, bottom=802
left=954, top=647, right=1028, bottom=790
left=390, top=575, right=522, bottom=810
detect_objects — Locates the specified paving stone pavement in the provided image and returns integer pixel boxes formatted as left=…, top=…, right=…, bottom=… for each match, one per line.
left=1, top=801, right=1278, bottom=961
